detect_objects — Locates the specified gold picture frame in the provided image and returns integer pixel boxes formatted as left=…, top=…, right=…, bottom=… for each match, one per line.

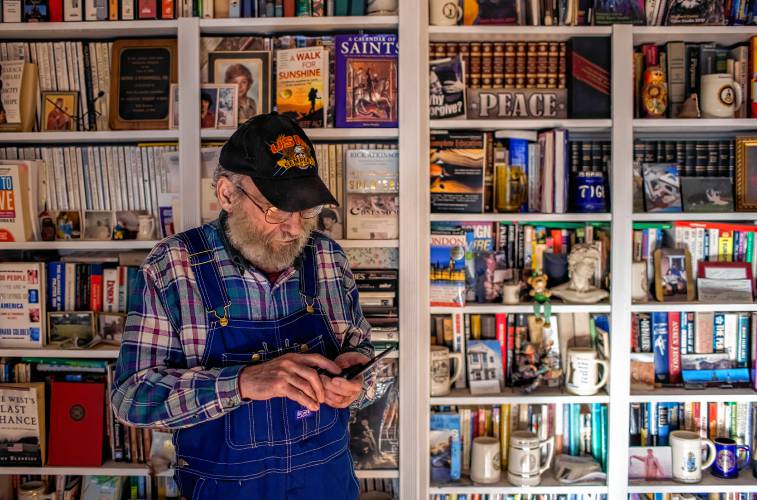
left=735, top=137, right=757, bottom=211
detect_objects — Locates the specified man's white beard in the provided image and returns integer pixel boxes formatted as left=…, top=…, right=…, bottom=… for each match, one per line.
left=225, top=208, right=316, bottom=272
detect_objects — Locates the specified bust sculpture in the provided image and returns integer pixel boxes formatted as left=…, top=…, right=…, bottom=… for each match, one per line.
left=550, top=244, right=609, bottom=304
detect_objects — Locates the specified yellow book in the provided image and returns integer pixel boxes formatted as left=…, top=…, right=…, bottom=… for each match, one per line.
left=719, top=232, right=733, bottom=262
left=500, top=404, right=510, bottom=470
left=275, top=46, right=328, bottom=128
left=0, top=62, right=38, bottom=133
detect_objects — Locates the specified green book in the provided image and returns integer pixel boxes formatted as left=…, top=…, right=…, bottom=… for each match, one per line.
left=333, top=0, right=348, bottom=15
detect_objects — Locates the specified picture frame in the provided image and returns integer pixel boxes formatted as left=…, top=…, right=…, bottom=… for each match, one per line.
left=208, top=51, right=271, bottom=124
left=54, top=210, right=81, bottom=240
left=214, top=84, right=239, bottom=129
left=654, top=248, right=695, bottom=302
left=681, top=177, right=734, bottom=212
left=97, top=312, right=127, bottom=345
left=628, top=446, right=672, bottom=480
left=48, top=311, right=95, bottom=348
left=109, top=38, right=178, bottom=130
left=642, top=163, right=682, bottom=213
left=83, top=211, right=115, bottom=240
left=41, top=91, right=78, bottom=132
left=735, top=137, right=757, bottom=211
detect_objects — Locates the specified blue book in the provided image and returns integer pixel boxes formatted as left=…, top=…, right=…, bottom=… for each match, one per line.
left=508, top=138, right=529, bottom=212
left=648, top=402, right=658, bottom=446
left=737, top=313, right=749, bottom=368
left=657, top=403, right=670, bottom=446
left=651, top=312, right=669, bottom=383
left=713, top=313, right=726, bottom=352
left=333, top=0, right=348, bottom=15
left=563, top=403, right=571, bottom=455
left=570, top=404, right=580, bottom=456
left=349, top=0, right=364, bottom=15
left=430, top=412, right=461, bottom=483
left=679, top=312, right=688, bottom=355
left=47, top=262, right=65, bottom=312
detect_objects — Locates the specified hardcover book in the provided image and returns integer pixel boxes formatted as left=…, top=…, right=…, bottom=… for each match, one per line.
left=651, top=311, right=669, bottom=384
left=275, top=46, right=328, bottom=128
left=0, top=383, right=45, bottom=466
left=0, top=263, right=44, bottom=348
left=430, top=131, right=486, bottom=213
left=334, top=33, right=398, bottom=128
left=665, top=0, right=725, bottom=24
left=430, top=412, right=462, bottom=483
left=429, top=56, right=466, bottom=120
left=345, top=194, right=398, bottom=240
left=567, top=38, right=611, bottom=119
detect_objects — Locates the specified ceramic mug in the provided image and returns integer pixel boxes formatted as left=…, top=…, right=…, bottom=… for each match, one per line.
left=507, top=431, right=554, bottom=487
left=712, top=437, right=750, bottom=479
left=18, top=482, right=55, bottom=500
left=564, top=347, right=609, bottom=396
left=470, top=436, right=501, bottom=484
left=670, top=430, right=716, bottom=483
left=430, top=345, right=464, bottom=396
left=429, top=0, right=462, bottom=25
left=502, top=282, right=521, bottom=304
left=700, top=73, right=742, bottom=118
left=137, top=214, right=155, bottom=240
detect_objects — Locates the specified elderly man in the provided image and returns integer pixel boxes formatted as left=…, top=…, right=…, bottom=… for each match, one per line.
left=112, top=113, right=373, bottom=499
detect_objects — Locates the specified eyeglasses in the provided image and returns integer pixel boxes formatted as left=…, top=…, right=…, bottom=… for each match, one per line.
left=236, top=186, right=323, bottom=224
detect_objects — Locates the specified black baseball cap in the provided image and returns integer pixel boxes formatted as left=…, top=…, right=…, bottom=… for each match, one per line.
left=219, top=112, right=338, bottom=212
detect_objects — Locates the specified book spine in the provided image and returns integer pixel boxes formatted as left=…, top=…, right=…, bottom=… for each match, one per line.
left=713, top=312, right=726, bottom=352
left=452, top=312, right=466, bottom=389
left=668, top=312, right=681, bottom=384
left=651, top=311, right=669, bottom=384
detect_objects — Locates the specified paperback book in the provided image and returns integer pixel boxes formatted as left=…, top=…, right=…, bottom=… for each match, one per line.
left=275, top=46, right=328, bottom=128
left=430, top=131, right=486, bottom=213
left=0, top=263, right=44, bottom=348
left=430, top=229, right=467, bottom=307
left=429, top=56, right=466, bottom=120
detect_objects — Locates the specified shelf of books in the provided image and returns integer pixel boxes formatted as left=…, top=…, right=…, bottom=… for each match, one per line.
left=629, top=387, right=757, bottom=404
left=428, top=25, right=613, bottom=42
left=634, top=119, right=757, bottom=133
left=430, top=213, right=612, bottom=222
left=0, top=20, right=179, bottom=39
left=0, top=131, right=181, bottom=144
left=430, top=119, right=613, bottom=131
left=430, top=304, right=612, bottom=314
left=198, top=15, right=398, bottom=34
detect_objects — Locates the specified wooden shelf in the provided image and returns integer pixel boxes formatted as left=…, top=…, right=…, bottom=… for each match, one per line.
left=431, top=387, right=609, bottom=406
left=430, top=303, right=611, bottom=314
left=430, top=119, right=611, bottom=131
left=430, top=213, right=611, bottom=222
left=429, top=470, right=607, bottom=495
left=429, top=25, right=611, bottom=42
left=0, top=131, right=179, bottom=144
left=633, top=212, right=757, bottom=222
left=199, top=15, right=398, bottom=34
left=0, top=461, right=151, bottom=476
left=0, top=345, right=120, bottom=358
left=0, top=240, right=159, bottom=251
left=628, top=473, right=757, bottom=494
left=633, top=119, right=757, bottom=133
left=631, top=302, right=757, bottom=313
left=633, top=26, right=757, bottom=45
left=201, top=128, right=398, bottom=141
left=0, top=20, right=178, bottom=39
left=629, top=387, right=757, bottom=404
left=336, top=239, right=399, bottom=248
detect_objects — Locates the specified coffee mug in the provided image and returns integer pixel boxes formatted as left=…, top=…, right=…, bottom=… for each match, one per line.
left=502, top=282, right=521, bottom=304
left=430, top=345, right=464, bottom=396
left=712, top=437, right=750, bottom=479
left=429, top=0, right=462, bottom=25
left=670, top=430, right=716, bottom=483
left=507, top=431, right=554, bottom=487
left=471, top=436, right=501, bottom=484
left=700, top=73, right=743, bottom=118
left=564, top=347, right=609, bottom=396
left=18, top=481, right=55, bottom=500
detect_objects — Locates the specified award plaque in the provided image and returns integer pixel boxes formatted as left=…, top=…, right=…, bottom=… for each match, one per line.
left=109, top=39, right=177, bottom=130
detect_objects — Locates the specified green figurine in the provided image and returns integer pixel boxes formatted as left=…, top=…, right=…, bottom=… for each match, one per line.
left=528, top=274, right=552, bottom=327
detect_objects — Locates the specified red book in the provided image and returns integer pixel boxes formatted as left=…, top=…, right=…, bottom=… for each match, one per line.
left=283, top=0, right=294, bottom=16
left=138, top=0, right=157, bottom=18
left=49, top=0, right=64, bottom=21
left=161, top=0, right=174, bottom=18
left=495, top=313, right=507, bottom=380
left=506, top=315, right=516, bottom=387
left=47, top=381, right=105, bottom=466
left=668, top=312, right=681, bottom=384
left=631, top=314, right=638, bottom=352
left=90, top=268, right=103, bottom=312
left=707, top=402, right=718, bottom=441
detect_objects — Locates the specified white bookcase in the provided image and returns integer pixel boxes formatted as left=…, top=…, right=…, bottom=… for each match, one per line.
left=3, top=8, right=757, bottom=499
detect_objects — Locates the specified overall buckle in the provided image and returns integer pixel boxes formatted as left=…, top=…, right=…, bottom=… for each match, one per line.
left=210, top=301, right=231, bottom=327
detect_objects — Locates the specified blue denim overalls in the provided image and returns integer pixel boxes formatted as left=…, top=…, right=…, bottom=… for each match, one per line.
left=172, top=228, right=359, bottom=499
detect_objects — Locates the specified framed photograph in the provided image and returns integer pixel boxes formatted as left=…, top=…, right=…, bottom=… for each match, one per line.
left=168, top=83, right=179, bottom=129
left=681, top=177, right=734, bottom=212
left=642, top=163, right=682, bottom=212
left=110, top=38, right=178, bottom=130
left=628, top=446, right=672, bottom=480
left=654, top=248, right=695, bottom=302
left=83, top=211, right=115, bottom=240
left=735, top=137, right=757, bottom=211
left=55, top=210, right=81, bottom=240
left=22, top=0, right=50, bottom=21
left=208, top=51, right=271, bottom=124
left=214, top=84, right=238, bottom=129
left=48, top=311, right=95, bottom=347
left=97, top=312, right=126, bottom=345
left=199, top=86, right=219, bottom=129
left=41, top=92, right=77, bottom=131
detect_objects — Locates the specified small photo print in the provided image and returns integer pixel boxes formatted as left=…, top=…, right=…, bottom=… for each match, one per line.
left=83, top=211, right=114, bottom=240
left=215, top=84, right=238, bottom=129
left=200, top=87, right=219, bottom=129
left=97, top=312, right=126, bottom=344
left=628, top=446, right=672, bottom=480
left=41, top=92, right=77, bottom=131
left=681, top=177, right=734, bottom=212
left=642, top=163, right=682, bottom=212
left=55, top=210, right=81, bottom=240
left=317, top=205, right=343, bottom=239
left=661, top=251, right=688, bottom=298
left=48, top=311, right=95, bottom=346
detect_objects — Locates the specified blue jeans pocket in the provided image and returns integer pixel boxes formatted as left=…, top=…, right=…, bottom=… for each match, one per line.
left=225, top=401, right=272, bottom=449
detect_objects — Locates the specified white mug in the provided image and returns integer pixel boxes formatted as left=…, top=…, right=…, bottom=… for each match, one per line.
left=670, top=430, right=716, bottom=483
left=470, top=436, right=501, bottom=484
left=565, top=347, right=609, bottom=396
left=430, top=345, right=464, bottom=396
left=700, top=73, right=742, bottom=118
left=507, top=431, right=554, bottom=487
left=502, top=283, right=521, bottom=305
left=137, top=214, right=156, bottom=240
left=429, top=0, right=462, bottom=25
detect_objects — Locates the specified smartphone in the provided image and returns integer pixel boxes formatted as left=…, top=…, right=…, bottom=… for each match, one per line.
left=318, top=345, right=396, bottom=380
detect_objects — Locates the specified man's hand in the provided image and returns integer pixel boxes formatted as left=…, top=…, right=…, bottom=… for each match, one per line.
left=320, top=352, right=370, bottom=409
left=238, top=353, right=341, bottom=412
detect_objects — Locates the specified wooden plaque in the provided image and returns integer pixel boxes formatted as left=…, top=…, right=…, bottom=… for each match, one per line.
left=466, top=88, right=568, bottom=119
left=109, top=39, right=177, bottom=130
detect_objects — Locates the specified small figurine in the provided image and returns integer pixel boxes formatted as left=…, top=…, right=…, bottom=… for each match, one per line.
left=641, top=66, right=668, bottom=118
left=678, top=93, right=700, bottom=118
left=511, top=342, right=550, bottom=393
left=528, top=274, right=552, bottom=326
left=550, top=244, right=609, bottom=304
left=112, top=220, right=126, bottom=240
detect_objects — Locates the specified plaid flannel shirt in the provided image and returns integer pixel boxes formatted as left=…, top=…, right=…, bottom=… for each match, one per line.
left=111, top=214, right=373, bottom=430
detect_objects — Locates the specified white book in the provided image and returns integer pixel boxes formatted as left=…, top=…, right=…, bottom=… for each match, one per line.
left=52, top=147, right=67, bottom=210
left=102, top=267, right=119, bottom=313
left=122, top=0, right=134, bottom=19
left=724, top=313, right=739, bottom=363
left=90, top=147, right=102, bottom=210
left=84, top=0, right=98, bottom=20
left=708, top=228, right=720, bottom=261
left=0, top=263, right=45, bottom=347
left=86, top=147, right=99, bottom=211
left=100, top=43, right=112, bottom=130
left=147, top=147, right=159, bottom=216
left=2, top=0, right=22, bottom=22
left=97, top=148, right=109, bottom=210
left=42, top=149, right=58, bottom=211
left=105, top=146, right=119, bottom=211
left=117, top=146, right=130, bottom=210
left=75, top=147, right=86, bottom=211
left=203, top=0, right=213, bottom=17
left=75, top=43, right=89, bottom=132
left=64, top=42, right=75, bottom=95
left=64, top=262, right=76, bottom=311
left=554, top=128, right=567, bottom=214
left=130, top=147, right=144, bottom=210
left=53, top=42, right=68, bottom=92
left=64, top=0, right=83, bottom=20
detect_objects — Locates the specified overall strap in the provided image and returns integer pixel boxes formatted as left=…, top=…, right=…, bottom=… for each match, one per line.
left=177, top=227, right=231, bottom=327
left=298, top=237, right=319, bottom=312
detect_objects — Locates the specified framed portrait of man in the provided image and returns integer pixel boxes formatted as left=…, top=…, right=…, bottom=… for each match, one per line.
left=41, top=92, right=78, bottom=132
left=208, top=51, right=271, bottom=124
